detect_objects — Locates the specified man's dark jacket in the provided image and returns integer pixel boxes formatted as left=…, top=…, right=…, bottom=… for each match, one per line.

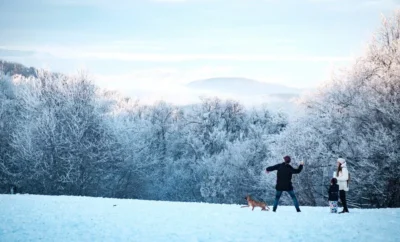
left=266, top=162, right=303, bottom=191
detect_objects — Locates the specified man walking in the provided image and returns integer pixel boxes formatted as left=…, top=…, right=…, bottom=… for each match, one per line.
left=266, top=156, right=304, bottom=212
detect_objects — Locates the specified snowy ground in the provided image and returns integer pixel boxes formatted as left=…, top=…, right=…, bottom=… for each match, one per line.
left=0, top=195, right=399, bottom=242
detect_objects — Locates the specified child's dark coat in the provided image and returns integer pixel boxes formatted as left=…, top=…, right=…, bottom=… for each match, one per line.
left=328, top=184, right=339, bottom=201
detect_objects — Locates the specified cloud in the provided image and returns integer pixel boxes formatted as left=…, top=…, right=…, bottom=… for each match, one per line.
left=308, top=0, right=399, bottom=10
left=110, top=40, right=165, bottom=51
left=0, top=46, right=352, bottom=62
left=79, top=52, right=353, bottom=62
left=307, top=0, right=337, bottom=2
left=43, top=0, right=193, bottom=7
left=152, top=0, right=188, bottom=2
left=0, top=49, right=35, bottom=57
left=94, top=66, right=234, bottom=88
left=363, top=0, right=400, bottom=8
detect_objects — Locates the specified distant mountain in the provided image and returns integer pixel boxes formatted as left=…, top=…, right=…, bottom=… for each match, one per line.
left=187, top=77, right=302, bottom=96
left=186, top=77, right=305, bottom=112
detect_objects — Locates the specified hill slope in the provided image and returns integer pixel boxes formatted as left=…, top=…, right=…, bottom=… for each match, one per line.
left=0, top=60, right=38, bottom=77
left=1, top=194, right=399, bottom=242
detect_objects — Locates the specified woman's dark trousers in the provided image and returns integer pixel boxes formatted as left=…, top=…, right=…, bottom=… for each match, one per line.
left=339, top=190, right=349, bottom=213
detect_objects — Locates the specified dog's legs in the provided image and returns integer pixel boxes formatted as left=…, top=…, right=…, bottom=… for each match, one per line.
left=252, top=206, right=254, bottom=211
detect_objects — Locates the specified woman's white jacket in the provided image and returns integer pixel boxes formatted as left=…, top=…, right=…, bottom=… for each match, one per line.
left=334, top=166, right=349, bottom=192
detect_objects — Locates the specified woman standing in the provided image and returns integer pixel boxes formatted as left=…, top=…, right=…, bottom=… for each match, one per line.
left=334, top=158, right=350, bottom=213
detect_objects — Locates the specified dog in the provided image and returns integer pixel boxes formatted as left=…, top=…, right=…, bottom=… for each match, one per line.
left=241, top=195, right=270, bottom=211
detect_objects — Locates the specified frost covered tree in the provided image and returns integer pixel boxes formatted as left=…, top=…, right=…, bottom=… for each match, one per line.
left=2, top=71, right=119, bottom=196
left=269, top=10, right=400, bottom=207
left=0, top=74, right=20, bottom=193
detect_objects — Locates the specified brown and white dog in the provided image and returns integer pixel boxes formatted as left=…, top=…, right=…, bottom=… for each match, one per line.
left=241, top=195, right=270, bottom=211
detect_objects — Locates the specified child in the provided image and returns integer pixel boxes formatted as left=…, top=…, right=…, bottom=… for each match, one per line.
left=328, top=178, right=339, bottom=213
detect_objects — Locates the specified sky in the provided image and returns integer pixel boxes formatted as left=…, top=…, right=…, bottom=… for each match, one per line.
left=0, top=0, right=399, bottom=104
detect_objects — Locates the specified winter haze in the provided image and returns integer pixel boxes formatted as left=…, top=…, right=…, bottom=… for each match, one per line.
left=1, top=0, right=398, bottom=108
left=186, top=77, right=305, bottom=110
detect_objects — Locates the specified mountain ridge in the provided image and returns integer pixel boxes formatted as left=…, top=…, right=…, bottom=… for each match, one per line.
left=187, top=77, right=302, bottom=96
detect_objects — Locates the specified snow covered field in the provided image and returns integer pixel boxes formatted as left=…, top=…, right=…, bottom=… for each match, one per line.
left=0, top=195, right=399, bottom=242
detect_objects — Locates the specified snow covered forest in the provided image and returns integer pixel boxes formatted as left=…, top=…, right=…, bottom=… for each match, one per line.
left=1, top=11, right=400, bottom=208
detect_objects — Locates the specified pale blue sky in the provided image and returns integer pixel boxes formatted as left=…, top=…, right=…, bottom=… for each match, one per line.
left=0, top=0, right=399, bottom=103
